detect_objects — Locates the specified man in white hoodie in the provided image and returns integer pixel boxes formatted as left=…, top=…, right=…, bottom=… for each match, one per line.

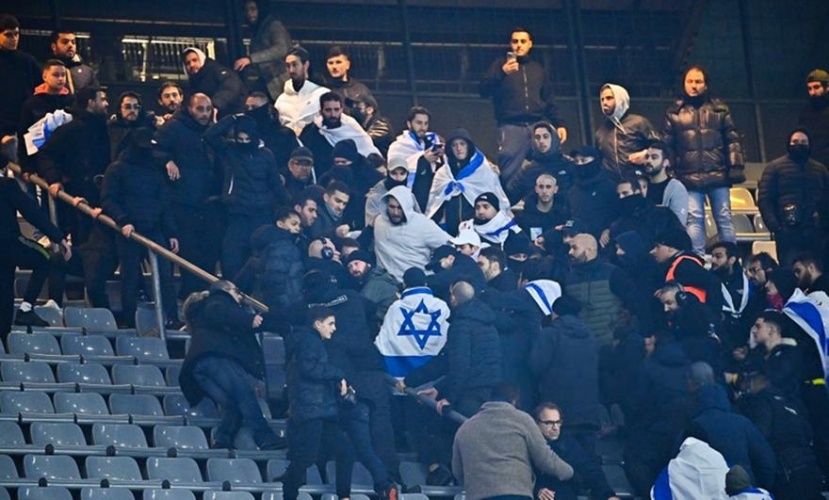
left=593, top=83, right=658, bottom=182
left=374, top=185, right=451, bottom=284
left=274, top=46, right=329, bottom=135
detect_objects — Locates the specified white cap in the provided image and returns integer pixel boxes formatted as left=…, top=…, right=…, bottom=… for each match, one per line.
left=450, top=230, right=482, bottom=248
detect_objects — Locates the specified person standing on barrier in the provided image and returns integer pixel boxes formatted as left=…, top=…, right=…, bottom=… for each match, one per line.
left=153, top=93, right=224, bottom=299
left=101, top=127, right=181, bottom=329
left=0, top=175, right=71, bottom=338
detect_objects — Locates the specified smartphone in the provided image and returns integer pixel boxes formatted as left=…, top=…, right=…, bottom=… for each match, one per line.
left=506, top=51, right=517, bottom=61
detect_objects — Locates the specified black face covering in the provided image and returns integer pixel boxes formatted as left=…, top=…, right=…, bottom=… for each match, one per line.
left=235, top=141, right=258, bottom=154
left=620, top=194, right=646, bottom=215
left=350, top=108, right=366, bottom=125
left=246, top=105, right=272, bottom=124
left=575, top=161, right=600, bottom=180
left=383, top=176, right=407, bottom=190
left=787, top=143, right=811, bottom=163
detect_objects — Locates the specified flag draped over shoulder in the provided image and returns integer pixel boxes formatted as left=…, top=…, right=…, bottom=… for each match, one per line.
left=783, top=289, right=829, bottom=378
left=374, top=286, right=450, bottom=379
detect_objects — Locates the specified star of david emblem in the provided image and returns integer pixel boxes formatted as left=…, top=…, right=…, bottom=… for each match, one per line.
left=397, top=299, right=443, bottom=350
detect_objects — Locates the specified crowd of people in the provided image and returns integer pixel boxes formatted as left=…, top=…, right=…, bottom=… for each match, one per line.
left=3, top=3, right=829, bottom=499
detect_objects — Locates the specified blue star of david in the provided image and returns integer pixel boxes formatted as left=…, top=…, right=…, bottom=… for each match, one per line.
left=397, top=299, right=443, bottom=350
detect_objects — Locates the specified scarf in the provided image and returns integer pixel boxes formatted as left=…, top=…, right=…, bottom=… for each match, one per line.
left=460, top=211, right=520, bottom=245
left=312, top=113, right=381, bottom=158
left=425, top=149, right=508, bottom=218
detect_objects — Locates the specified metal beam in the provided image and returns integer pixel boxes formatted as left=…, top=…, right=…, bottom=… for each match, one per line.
left=670, top=0, right=708, bottom=91
left=564, top=0, right=594, bottom=145
left=397, top=0, right=419, bottom=105
left=737, top=0, right=766, bottom=163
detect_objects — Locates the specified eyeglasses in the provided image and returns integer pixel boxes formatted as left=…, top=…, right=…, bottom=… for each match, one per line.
left=122, top=104, right=141, bottom=110
left=539, top=420, right=563, bottom=427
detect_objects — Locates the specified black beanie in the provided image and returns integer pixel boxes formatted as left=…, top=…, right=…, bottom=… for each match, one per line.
left=332, top=139, right=359, bottom=163
left=474, top=192, right=500, bottom=211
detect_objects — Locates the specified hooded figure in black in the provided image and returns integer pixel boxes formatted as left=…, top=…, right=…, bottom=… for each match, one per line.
left=244, top=97, right=300, bottom=169
left=608, top=177, right=686, bottom=251
left=757, top=127, right=829, bottom=267
left=567, top=146, right=619, bottom=241
left=506, top=121, right=575, bottom=203
left=183, top=47, right=247, bottom=117
left=204, top=113, right=288, bottom=281
left=238, top=0, right=292, bottom=99
left=318, top=139, right=383, bottom=230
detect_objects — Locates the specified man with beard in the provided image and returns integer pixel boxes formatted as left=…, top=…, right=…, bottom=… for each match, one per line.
left=594, top=83, right=657, bottom=182
left=0, top=15, right=41, bottom=163
left=300, top=91, right=381, bottom=178
left=758, top=128, right=829, bottom=267
left=293, top=188, right=320, bottom=252
left=708, top=242, right=764, bottom=350
left=275, top=46, right=329, bottom=135
left=49, top=31, right=98, bottom=94
left=515, top=173, right=569, bottom=246
left=156, top=81, right=183, bottom=121
left=318, top=139, right=383, bottom=230
left=374, top=185, right=451, bottom=284
left=234, top=0, right=292, bottom=100
left=459, top=192, right=529, bottom=251
left=283, top=147, right=316, bottom=202
left=244, top=91, right=299, bottom=169
left=350, top=93, right=394, bottom=157
left=387, top=106, right=441, bottom=185
left=345, top=250, right=397, bottom=322
left=567, top=146, right=619, bottom=244
left=324, top=45, right=374, bottom=113
left=477, top=246, right=518, bottom=292
left=182, top=47, right=246, bottom=117
left=663, top=66, right=744, bottom=256
left=425, top=128, right=509, bottom=235
left=153, top=93, right=223, bottom=298
left=506, top=121, right=574, bottom=203
left=642, top=141, right=688, bottom=227
left=108, top=92, right=161, bottom=162
left=799, top=69, right=829, bottom=166
left=364, top=156, right=419, bottom=225
left=792, top=252, right=829, bottom=295
left=310, top=180, right=351, bottom=239
left=745, top=252, right=778, bottom=290
left=607, top=177, right=685, bottom=250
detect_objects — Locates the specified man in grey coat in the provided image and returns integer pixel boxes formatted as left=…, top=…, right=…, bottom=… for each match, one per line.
left=235, top=0, right=293, bottom=100
left=453, top=384, right=573, bottom=500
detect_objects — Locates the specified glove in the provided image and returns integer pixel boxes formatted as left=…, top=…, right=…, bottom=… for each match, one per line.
left=728, top=166, right=746, bottom=185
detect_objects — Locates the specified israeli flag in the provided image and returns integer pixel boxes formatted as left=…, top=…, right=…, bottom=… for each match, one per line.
left=375, top=286, right=450, bottom=379
left=24, top=110, right=73, bottom=156
left=783, top=289, right=829, bottom=378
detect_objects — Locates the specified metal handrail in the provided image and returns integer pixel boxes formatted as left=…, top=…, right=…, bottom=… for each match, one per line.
left=6, top=162, right=270, bottom=333
left=383, top=374, right=467, bottom=424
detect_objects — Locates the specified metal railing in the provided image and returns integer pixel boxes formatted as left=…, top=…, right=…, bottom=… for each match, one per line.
left=6, top=161, right=269, bottom=340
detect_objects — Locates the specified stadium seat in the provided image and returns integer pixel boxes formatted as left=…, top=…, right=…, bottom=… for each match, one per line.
left=399, top=461, right=427, bottom=488
left=85, top=456, right=143, bottom=481
left=53, top=392, right=110, bottom=415
left=8, top=332, right=61, bottom=356
left=135, top=307, right=162, bottom=337
left=1, top=391, right=54, bottom=414
left=163, top=394, right=219, bottom=418
left=602, top=464, right=635, bottom=497
left=207, top=458, right=262, bottom=484
left=92, top=423, right=149, bottom=449
left=753, top=213, right=769, bottom=233
left=143, top=490, right=196, bottom=500
left=732, top=213, right=755, bottom=234
left=146, top=457, right=203, bottom=483
left=401, top=495, right=429, bottom=500
left=165, top=365, right=181, bottom=387
left=210, top=426, right=257, bottom=451
left=1, top=360, right=55, bottom=383
left=61, top=335, right=115, bottom=356
left=116, top=336, right=169, bottom=362
left=204, top=493, right=255, bottom=500
left=261, top=334, right=286, bottom=364
left=0, top=487, right=9, bottom=500
left=730, top=187, right=756, bottom=209
left=322, top=494, right=370, bottom=500
left=109, top=393, right=164, bottom=416
left=19, top=486, right=73, bottom=500
left=23, top=454, right=82, bottom=480
left=30, top=422, right=87, bottom=447
left=0, top=421, right=26, bottom=446
left=64, top=307, right=118, bottom=330
left=33, top=306, right=64, bottom=327
left=267, top=459, right=322, bottom=484
left=751, top=241, right=778, bottom=262
left=261, top=493, right=312, bottom=500
left=112, top=364, right=166, bottom=387
left=81, top=487, right=135, bottom=500
left=57, top=363, right=111, bottom=384
left=153, top=425, right=209, bottom=450
left=325, top=461, right=372, bottom=486
left=0, top=455, right=18, bottom=479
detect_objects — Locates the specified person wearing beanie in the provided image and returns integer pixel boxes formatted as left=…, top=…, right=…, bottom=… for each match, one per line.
left=283, top=146, right=316, bottom=202
left=299, top=91, right=381, bottom=179
left=458, top=191, right=530, bottom=252
left=800, top=68, right=829, bottom=166
left=757, top=128, right=829, bottom=267
left=318, top=137, right=383, bottom=230
left=506, top=121, right=575, bottom=203
left=345, top=249, right=397, bottom=321
left=425, top=127, right=509, bottom=235
left=725, top=465, right=773, bottom=499
left=182, top=47, right=246, bottom=117
left=364, top=155, right=422, bottom=226
left=663, top=65, right=745, bottom=256
left=203, top=112, right=288, bottom=282
left=567, top=146, right=620, bottom=243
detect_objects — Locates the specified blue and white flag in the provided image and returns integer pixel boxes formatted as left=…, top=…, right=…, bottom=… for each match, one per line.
left=783, top=289, right=829, bottom=378
left=24, top=109, right=73, bottom=156
left=524, top=280, right=563, bottom=317
left=375, top=286, right=450, bottom=379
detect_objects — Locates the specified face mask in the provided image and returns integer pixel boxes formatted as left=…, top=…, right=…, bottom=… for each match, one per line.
left=575, top=162, right=600, bottom=180
left=619, top=195, right=645, bottom=215
left=384, top=176, right=406, bottom=190
left=787, top=143, right=810, bottom=163
left=236, top=141, right=258, bottom=153
left=350, top=108, right=365, bottom=124
left=246, top=105, right=271, bottom=123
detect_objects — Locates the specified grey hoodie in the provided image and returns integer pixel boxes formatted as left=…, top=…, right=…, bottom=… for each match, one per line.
left=594, top=83, right=659, bottom=180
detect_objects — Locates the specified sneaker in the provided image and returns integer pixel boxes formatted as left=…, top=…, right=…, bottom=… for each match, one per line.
left=43, top=299, right=61, bottom=311
left=14, top=309, right=50, bottom=328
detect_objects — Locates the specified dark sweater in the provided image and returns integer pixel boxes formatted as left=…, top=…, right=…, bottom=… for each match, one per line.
left=0, top=49, right=41, bottom=136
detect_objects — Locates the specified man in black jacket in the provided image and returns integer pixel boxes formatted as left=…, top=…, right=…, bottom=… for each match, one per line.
left=568, top=146, right=619, bottom=243
left=108, top=91, right=160, bottom=162
left=0, top=14, right=41, bottom=162
left=480, top=28, right=566, bottom=183
left=757, top=128, right=829, bottom=267
left=506, top=121, right=574, bottom=203
left=153, top=93, right=224, bottom=298
left=101, top=128, right=180, bottom=328
left=244, top=91, right=299, bottom=170
left=49, top=31, right=98, bottom=94
left=246, top=207, right=305, bottom=314
left=594, top=83, right=657, bottom=182
left=799, top=69, right=829, bottom=166
left=662, top=66, right=744, bottom=256
left=477, top=246, right=518, bottom=292
left=180, top=280, right=281, bottom=450
left=183, top=47, right=247, bottom=117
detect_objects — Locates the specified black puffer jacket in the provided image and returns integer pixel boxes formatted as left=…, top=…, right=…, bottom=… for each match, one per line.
left=101, top=148, right=176, bottom=236
left=757, top=150, right=829, bottom=233
left=153, top=109, right=218, bottom=208
left=251, top=225, right=305, bottom=312
left=479, top=55, right=562, bottom=127
left=663, top=95, right=745, bottom=190
left=107, top=111, right=159, bottom=162
left=285, top=327, right=344, bottom=422
left=179, top=291, right=265, bottom=405
left=595, top=112, right=658, bottom=181
left=188, top=57, right=246, bottom=116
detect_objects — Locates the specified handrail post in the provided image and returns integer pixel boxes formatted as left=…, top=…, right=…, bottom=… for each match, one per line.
left=147, top=249, right=167, bottom=341
left=47, top=193, right=59, bottom=228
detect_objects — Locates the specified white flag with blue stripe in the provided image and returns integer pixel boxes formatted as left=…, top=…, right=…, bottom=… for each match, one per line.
left=783, top=289, right=829, bottom=378
left=375, top=286, right=451, bottom=379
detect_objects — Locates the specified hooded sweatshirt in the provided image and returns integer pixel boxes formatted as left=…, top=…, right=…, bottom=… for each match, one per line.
left=374, top=185, right=452, bottom=283
left=593, top=83, right=658, bottom=181
left=274, top=76, right=329, bottom=135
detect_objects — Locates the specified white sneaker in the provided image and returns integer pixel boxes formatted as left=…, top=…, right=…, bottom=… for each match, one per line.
left=43, top=299, right=61, bottom=310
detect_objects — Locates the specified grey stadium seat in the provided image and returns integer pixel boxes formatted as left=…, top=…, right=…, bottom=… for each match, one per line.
left=85, top=456, right=143, bottom=481
left=23, top=454, right=81, bottom=480
left=1, top=391, right=54, bottom=414
left=81, top=487, right=135, bottom=500
left=61, top=335, right=115, bottom=356
left=0, top=455, right=18, bottom=479
left=143, top=490, right=196, bottom=500
left=64, top=307, right=118, bottom=330
left=7, top=332, right=61, bottom=356
left=19, top=487, right=73, bottom=500
left=261, top=493, right=312, bottom=500
left=153, top=425, right=209, bottom=450
left=0, top=421, right=26, bottom=446
left=1, top=360, right=55, bottom=383
left=112, top=364, right=166, bottom=387
left=204, top=493, right=255, bottom=500
left=53, top=392, right=110, bottom=415
left=163, top=394, right=219, bottom=418
left=109, top=394, right=164, bottom=416
left=146, top=457, right=202, bottom=483
left=92, top=423, right=149, bottom=448
left=116, top=336, right=169, bottom=361
left=207, top=458, right=262, bottom=484
left=57, top=363, right=111, bottom=384
left=30, top=422, right=87, bottom=447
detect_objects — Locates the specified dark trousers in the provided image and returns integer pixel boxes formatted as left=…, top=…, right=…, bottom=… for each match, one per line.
left=338, top=402, right=390, bottom=492
left=172, top=204, right=224, bottom=299
left=350, top=370, right=400, bottom=479
left=80, top=227, right=119, bottom=309
left=0, top=237, right=51, bottom=340
left=802, top=382, right=829, bottom=479
left=774, top=226, right=823, bottom=269
left=192, top=356, right=279, bottom=448
left=497, top=124, right=533, bottom=183
left=284, top=417, right=351, bottom=500
left=221, top=213, right=271, bottom=283
left=115, top=229, right=178, bottom=327
left=774, top=463, right=823, bottom=500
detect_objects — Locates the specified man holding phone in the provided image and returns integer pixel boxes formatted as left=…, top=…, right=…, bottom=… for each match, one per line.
left=480, top=28, right=566, bottom=184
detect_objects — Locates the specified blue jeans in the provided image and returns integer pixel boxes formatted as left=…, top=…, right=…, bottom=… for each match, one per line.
left=497, top=124, right=533, bottom=183
left=192, top=356, right=279, bottom=448
left=687, top=187, right=735, bottom=255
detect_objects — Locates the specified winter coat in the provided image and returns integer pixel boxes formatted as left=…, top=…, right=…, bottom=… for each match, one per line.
left=594, top=84, right=658, bottom=181
left=0, top=49, right=41, bottom=136
left=568, top=169, right=619, bottom=239
left=285, top=327, right=344, bottom=422
left=319, top=159, right=383, bottom=229
left=358, top=266, right=398, bottom=321
left=529, top=314, right=600, bottom=428
left=685, top=384, right=776, bottom=489
left=0, top=177, right=63, bottom=244
left=427, top=253, right=487, bottom=302
left=799, top=95, right=829, bottom=166
left=608, top=199, right=686, bottom=250
left=630, top=340, right=689, bottom=431
left=507, top=149, right=575, bottom=204
left=185, top=49, right=247, bottom=116
left=516, top=193, right=569, bottom=242
left=245, top=105, right=300, bottom=169
left=107, top=112, right=159, bottom=162
left=17, top=90, right=74, bottom=174
left=757, top=152, right=829, bottom=232
left=480, top=55, right=562, bottom=127
left=251, top=225, right=305, bottom=312
left=663, top=96, right=745, bottom=190
left=536, top=433, right=616, bottom=500
left=247, top=14, right=292, bottom=99
left=180, top=291, right=266, bottom=405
